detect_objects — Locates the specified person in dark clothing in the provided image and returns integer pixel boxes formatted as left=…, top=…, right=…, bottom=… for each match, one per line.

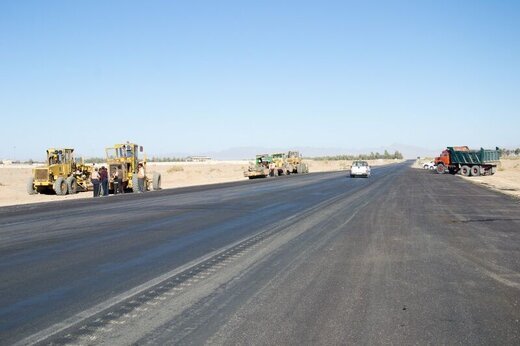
left=91, top=167, right=101, bottom=197
left=100, top=166, right=109, bottom=196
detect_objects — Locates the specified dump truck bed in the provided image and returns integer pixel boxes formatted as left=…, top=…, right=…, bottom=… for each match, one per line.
left=448, top=147, right=500, bottom=165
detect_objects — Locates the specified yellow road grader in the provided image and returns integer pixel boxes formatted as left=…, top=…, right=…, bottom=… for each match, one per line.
left=27, top=148, right=92, bottom=195
left=270, top=151, right=309, bottom=176
left=105, top=142, right=161, bottom=192
left=287, top=151, right=309, bottom=174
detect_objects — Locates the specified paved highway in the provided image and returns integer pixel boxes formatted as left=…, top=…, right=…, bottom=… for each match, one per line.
left=1, top=163, right=519, bottom=345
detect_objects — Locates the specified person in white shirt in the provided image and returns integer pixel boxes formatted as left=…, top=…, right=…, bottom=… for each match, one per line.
left=91, top=167, right=101, bottom=197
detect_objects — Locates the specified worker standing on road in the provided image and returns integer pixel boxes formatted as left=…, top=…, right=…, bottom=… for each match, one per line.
left=100, top=166, right=109, bottom=196
left=137, top=163, right=145, bottom=193
left=112, top=166, right=123, bottom=194
left=91, top=167, right=101, bottom=197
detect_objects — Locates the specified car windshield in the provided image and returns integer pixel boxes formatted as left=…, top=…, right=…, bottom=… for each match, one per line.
left=353, top=161, right=368, bottom=167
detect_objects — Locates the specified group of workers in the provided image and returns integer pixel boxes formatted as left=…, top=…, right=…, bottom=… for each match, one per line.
left=90, top=163, right=146, bottom=197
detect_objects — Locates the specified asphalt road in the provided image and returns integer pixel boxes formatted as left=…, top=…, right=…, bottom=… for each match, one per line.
left=1, top=163, right=519, bottom=345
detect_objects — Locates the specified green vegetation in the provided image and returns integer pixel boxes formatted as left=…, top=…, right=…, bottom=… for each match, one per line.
left=84, top=157, right=105, bottom=164
left=308, top=150, right=403, bottom=161
left=149, top=157, right=186, bottom=162
left=167, top=166, right=184, bottom=173
left=499, top=148, right=520, bottom=157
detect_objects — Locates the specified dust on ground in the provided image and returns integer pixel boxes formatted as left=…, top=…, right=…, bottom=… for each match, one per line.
left=0, top=159, right=401, bottom=208
left=413, top=158, right=520, bottom=198
left=462, top=159, right=520, bottom=198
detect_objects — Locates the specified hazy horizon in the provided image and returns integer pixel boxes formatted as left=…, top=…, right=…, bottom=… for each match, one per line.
left=1, top=1, right=519, bottom=160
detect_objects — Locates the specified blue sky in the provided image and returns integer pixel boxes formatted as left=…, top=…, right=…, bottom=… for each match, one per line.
left=1, top=0, right=519, bottom=159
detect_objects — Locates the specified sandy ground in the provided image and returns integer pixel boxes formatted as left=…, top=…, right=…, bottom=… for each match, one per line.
left=0, top=159, right=401, bottom=207
left=415, top=158, right=520, bottom=199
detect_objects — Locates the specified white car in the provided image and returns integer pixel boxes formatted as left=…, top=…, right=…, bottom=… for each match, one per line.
left=350, top=160, right=371, bottom=178
left=423, top=161, right=436, bottom=170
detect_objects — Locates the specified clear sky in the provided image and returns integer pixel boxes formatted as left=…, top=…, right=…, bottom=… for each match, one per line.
left=1, top=0, right=519, bottom=160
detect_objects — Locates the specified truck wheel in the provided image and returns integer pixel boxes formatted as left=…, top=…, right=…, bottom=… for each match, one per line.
left=54, top=177, right=68, bottom=195
left=491, top=167, right=497, bottom=175
left=470, top=166, right=480, bottom=176
left=460, top=165, right=471, bottom=176
left=66, top=176, right=78, bottom=194
left=436, top=164, right=445, bottom=174
left=132, top=175, right=139, bottom=193
left=27, top=178, right=36, bottom=195
left=152, top=172, right=162, bottom=190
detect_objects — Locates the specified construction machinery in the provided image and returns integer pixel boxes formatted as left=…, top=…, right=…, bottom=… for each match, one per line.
left=270, top=152, right=290, bottom=176
left=434, top=146, right=500, bottom=176
left=105, top=142, right=161, bottom=192
left=27, top=148, right=92, bottom=195
left=286, top=151, right=309, bottom=174
left=244, top=154, right=272, bottom=179
left=270, top=151, right=309, bottom=176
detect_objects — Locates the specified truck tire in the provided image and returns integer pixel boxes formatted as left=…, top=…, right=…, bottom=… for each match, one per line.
left=152, top=172, right=162, bottom=190
left=66, top=176, right=78, bottom=194
left=27, top=178, right=36, bottom=195
left=54, top=177, right=68, bottom=195
left=132, top=175, right=139, bottom=193
left=436, top=164, right=445, bottom=174
left=470, top=165, right=480, bottom=176
left=491, top=167, right=497, bottom=175
left=460, top=165, right=471, bottom=177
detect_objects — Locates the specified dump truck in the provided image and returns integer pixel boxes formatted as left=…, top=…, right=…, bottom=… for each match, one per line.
left=244, top=154, right=272, bottom=179
left=27, top=148, right=92, bottom=195
left=105, top=142, right=161, bottom=192
left=434, top=146, right=500, bottom=176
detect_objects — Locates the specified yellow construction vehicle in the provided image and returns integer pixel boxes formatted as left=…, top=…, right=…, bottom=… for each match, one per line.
left=27, top=148, right=92, bottom=195
left=105, top=142, right=161, bottom=192
left=270, top=152, right=289, bottom=176
left=287, top=151, right=309, bottom=174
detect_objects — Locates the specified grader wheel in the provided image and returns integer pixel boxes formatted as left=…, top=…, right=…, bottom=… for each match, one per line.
left=152, top=172, right=162, bottom=190
left=53, top=177, right=68, bottom=195
left=27, top=178, right=36, bottom=195
left=67, top=176, right=78, bottom=194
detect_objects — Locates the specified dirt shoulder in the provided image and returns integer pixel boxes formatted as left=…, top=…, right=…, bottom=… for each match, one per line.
left=413, top=158, right=520, bottom=199
left=0, top=159, right=401, bottom=208
left=460, top=159, right=520, bottom=198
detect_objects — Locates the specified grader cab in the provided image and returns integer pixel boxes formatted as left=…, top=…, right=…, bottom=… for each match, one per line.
left=105, top=142, right=161, bottom=192
left=27, top=148, right=92, bottom=195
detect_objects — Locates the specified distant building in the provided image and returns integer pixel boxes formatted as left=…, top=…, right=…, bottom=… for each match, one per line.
left=186, top=156, right=212, bottom=162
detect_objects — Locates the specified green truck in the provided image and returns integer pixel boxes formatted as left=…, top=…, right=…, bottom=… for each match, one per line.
left=434, top=146, right=500, bottom=176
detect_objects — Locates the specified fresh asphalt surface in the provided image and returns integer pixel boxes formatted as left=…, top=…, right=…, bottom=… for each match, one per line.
left=1, top=162, right=519, bottom=345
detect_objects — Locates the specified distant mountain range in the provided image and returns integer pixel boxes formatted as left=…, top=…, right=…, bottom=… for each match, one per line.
left=157, top=143, right=440, bottom=160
